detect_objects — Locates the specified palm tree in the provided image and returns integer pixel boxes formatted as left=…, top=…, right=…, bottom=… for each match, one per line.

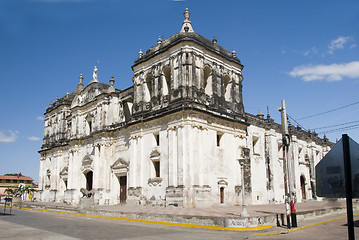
left=4, top=188, right=14, bottom=195
left=4, top=185, right=37, bottom=201
left=23, top=186, right=37, bottom=201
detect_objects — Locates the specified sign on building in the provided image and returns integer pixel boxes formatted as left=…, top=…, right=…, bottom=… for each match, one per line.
left=316, top=136, right=359, bottom=198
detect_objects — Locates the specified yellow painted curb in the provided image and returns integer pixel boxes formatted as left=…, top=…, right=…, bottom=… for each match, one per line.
left=1, top=204, right=272, bottom=231
left=252, top=212, right=359, bottom=236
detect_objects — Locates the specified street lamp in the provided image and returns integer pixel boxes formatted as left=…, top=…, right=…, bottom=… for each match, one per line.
left=238, top=158, right=249, bottom=217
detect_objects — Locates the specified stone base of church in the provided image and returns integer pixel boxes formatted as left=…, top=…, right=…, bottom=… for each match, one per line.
left=80, top=197, right=94, bottom=209
left=165, top=185, right=184, bottom=207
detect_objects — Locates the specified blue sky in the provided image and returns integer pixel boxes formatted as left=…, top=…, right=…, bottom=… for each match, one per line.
left=1, top=0, right=359, bottom=182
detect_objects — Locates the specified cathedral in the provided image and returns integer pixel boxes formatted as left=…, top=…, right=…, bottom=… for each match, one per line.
left=38, top=9, right=332, bottom=207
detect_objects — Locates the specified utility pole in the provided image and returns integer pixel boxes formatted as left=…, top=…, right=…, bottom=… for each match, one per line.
left=238, top=147, right=250, bottom=217
left=278, top=99, right=297, bottom=228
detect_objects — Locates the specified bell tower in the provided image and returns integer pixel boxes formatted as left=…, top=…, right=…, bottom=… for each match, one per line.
left=131, top=8, right=244, bottom=122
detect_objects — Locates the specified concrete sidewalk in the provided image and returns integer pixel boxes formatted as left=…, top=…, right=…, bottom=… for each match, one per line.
left=16, top=199, right=358, bottom=229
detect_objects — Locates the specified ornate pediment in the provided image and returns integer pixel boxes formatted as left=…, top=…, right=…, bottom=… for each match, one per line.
left=111, top=158, right=129, bottom=169
left=81, top=154, right=94, bottom=173
left=217, top=179, right=228, bottom=186
left=60, top=166, right=68, bottom=176
left=60, top=166, right=69, bottom=179
left=150, top=149, right=160, bottom=159
left=83, top=155, right=93, bottom=165
left=111, top=158, right=129, bottom=177
left=71, top=82, right=111, bottom=108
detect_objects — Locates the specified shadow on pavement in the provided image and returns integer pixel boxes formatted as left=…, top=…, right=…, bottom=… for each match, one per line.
left=342, top=220, right=359, bottom=228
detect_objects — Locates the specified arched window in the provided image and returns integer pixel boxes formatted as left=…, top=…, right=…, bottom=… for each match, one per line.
left=300, top=175, right=306, bottom=200
left=60, top=167, right=68, bottom=189
left=203, top=66, right=212, bottom=96
left=45, top=169, right=51, bottom=189
left=85, top=171, right=93, bottom=191
left=223, top=74, right=231, bottom=101
left=163, top=66, right=171, bottom=96
left=150, top=150, right=161, bottom=178
left=145, top=74, right=153, bottom=102
left=123, top=101, right=132, bottom=122
left=86, top=114, right=93, bottom=134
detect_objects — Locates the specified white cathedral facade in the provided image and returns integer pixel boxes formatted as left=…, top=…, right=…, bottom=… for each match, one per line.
left=38, top=9, right=332, bottom=207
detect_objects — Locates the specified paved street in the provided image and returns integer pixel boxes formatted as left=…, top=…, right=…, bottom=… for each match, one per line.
left=250, top=212, right=359, bottom=240
left=0, top=207, right=358, bottom=240
left=0, top=208, right=250, bottom=240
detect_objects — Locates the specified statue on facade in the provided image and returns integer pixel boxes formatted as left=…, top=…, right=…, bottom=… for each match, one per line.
left=92, top=66, right=98, bottom=82
left=80, top=188, right=94, bottom=198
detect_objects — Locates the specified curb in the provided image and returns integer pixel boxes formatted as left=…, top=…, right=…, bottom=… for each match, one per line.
left=5, top=201, right=353, bottom=231
left=252, top=212, right=359, bottom=236
left=3, top=204, right=273, bottom=231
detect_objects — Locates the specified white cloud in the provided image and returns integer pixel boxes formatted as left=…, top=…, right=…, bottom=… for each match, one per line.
left=289, top=61, right=359, bottom=82
left=328, top=36, right=352, bottom=54
left=28, top=136, right=41, bottom=141
left=37, top=116, right=45, bottom=121
left=293, top=47, right=318, bottom=57
left=0, top=130, right=19, bottom=143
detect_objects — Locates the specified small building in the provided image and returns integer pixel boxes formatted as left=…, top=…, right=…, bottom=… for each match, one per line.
left=0, top=175, right=35, bottom=194
left=38, top=9, right=332, bottom=207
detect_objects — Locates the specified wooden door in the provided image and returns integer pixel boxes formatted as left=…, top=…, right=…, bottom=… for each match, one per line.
left=119, top=176, right=127, bottom=203
left=220, top=187, right=224, bottom=204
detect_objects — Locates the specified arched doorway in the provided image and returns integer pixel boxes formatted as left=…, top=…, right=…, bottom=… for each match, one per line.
left=217, top=179, right=228, bottom=204
left=300, top=175, right=306, bottom=200
left=85, top=171, right=93, bottom=191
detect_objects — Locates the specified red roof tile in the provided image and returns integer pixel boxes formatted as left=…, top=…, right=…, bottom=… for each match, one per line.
left=0, top=175, right=34, bottom=181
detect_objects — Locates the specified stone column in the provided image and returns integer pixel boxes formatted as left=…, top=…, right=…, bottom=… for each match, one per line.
left=177, top=125, right=184, bottom=186
left=129, top=136, right=138, bottom=188
left=171, top=56, right=177, bottom=91
left=67, top=150, right=74, bottom=190
left=93, top=145, right=100, bottom=190
left=186, top=52, right=193, bottom=98
left=99, top=143, right=106, bottom=189
left=264, top=130, right=276, bottom=201
left=198, top=127, right=204, bottom=186
left=191, top=126, right=200, bottom=186
left=38, top=156, right=45, bottom=191
left=168, top=126, right=178, bottom=187
left=53, top=154, right=59, bottom=191
left=154, top=74, right=159, bottom=99
left=139, top=135, right=145, bottom=188
left=309, top=144, right=317, bottom=199
left=160, top=74, right=166, bottom=96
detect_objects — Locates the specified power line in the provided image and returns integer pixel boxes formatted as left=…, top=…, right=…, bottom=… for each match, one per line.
left=314, top=120, right=359, bottom=130
left=297, top=101, right=359, bottom=120
left=288, top=113, right=359, bottom=136
left=287, top=114, right=307, bottom=131
left=317, top=124, right=359, bottom=134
